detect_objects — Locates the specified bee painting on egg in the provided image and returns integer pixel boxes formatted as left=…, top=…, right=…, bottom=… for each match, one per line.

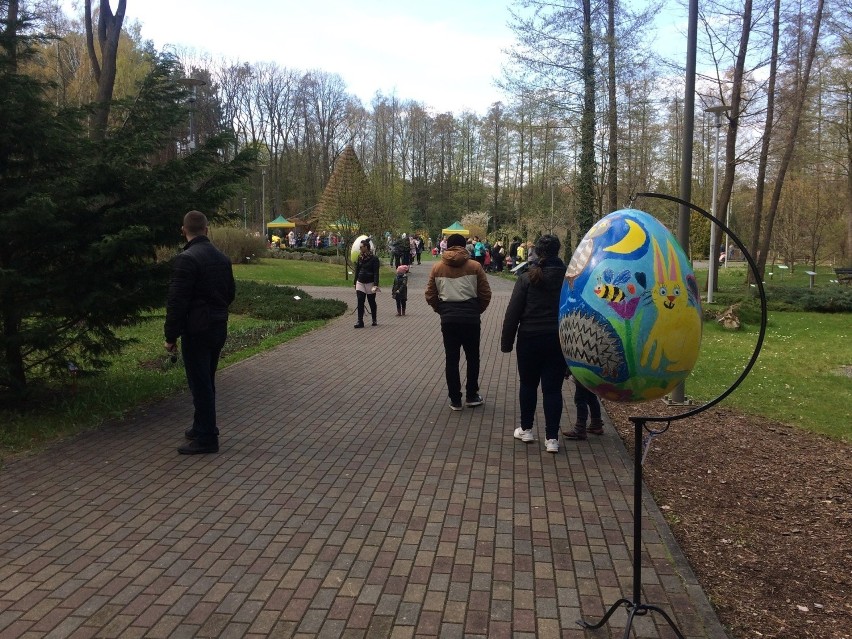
left=559, top=209, right=703, bottom=402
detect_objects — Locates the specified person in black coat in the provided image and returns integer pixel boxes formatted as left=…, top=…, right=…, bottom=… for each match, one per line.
left=164, top=211, right=235, bottom=455
left=500, top=234, right=567, bottom=453
left=353, top=237, right=381, bottom=327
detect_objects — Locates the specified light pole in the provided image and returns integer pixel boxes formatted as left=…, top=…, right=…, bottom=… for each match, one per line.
left=242, top=197, right=247, bottom=229
left=261, top=167, right=267, bottom=240
left=705, top=104, right=729, bottom=304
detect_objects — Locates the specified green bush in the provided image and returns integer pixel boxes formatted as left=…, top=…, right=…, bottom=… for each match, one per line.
left=230, top=280, right=347, bottom=322
left=209, top=227, right=268, bottom=264
left=712, top=285, right=852, bottom=313
left=800, top=288, right=852, bottom=312
left=268, top=247, right=347, bottom=265
left=279, top=246, right=340, bottom=257
left=762, top=286, right=852, bottom=312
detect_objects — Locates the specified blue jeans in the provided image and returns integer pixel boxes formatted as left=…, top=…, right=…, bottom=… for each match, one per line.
left=181, top=322, right=227, bottom=444
left=441, top=323, right=480, bottom=403
left=516, top=332, right=567, bottom=440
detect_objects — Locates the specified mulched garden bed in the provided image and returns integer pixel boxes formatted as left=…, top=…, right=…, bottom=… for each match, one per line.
left=603, top=401, right=852, bottom=639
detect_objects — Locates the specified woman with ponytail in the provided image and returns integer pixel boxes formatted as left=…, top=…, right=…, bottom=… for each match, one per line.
left=500, top=234, right=568, bottom=452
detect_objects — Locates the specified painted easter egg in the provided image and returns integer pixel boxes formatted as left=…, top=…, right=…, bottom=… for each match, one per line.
left=559, top=209, right=703, bottom=402
left=350, top=234, right=374, bottom=265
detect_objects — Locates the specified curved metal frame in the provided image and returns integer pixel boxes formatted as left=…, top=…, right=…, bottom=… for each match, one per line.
left=634, top=191, right=768, bottom=423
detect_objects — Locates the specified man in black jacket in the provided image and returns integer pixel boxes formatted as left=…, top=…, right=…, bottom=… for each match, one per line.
left=164, top=211, right=235, bottom=454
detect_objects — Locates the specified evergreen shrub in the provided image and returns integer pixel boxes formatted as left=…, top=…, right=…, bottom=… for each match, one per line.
left=760, top=286, right=852, bottom=312
left=713, top=286, right=852, bottom=314
left=230, top=281, right=346, bottom=322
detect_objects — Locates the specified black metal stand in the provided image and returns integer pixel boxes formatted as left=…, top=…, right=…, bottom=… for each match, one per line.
left=577, top=417, right=685, bottom=638
left=575, top=192, right=768, bottom=637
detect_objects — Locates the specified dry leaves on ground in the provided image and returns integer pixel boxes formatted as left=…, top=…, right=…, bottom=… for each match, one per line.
left=603, top=401, right=852, bottom=639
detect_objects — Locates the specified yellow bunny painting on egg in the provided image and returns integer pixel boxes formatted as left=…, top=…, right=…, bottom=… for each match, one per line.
left=640, top=237, right=702, bottom=373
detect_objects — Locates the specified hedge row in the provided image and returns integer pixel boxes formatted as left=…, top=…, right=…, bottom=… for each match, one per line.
left=230, top=280, right=347, bottom=322
left=268, top=247, right=347, bottom=265
left=714, top=285, right=852, bottom=314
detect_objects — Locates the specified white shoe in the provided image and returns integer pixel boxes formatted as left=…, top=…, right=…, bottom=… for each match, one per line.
left=545, top=438, right=559, bottom=453
left=513, top=427, right=534, bottom=442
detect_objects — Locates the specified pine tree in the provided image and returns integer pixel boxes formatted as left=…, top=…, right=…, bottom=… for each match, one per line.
left=0, top=27, right=256, bottom=394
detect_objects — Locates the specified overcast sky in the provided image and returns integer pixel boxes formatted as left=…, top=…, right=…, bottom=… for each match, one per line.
left=65, top=0, right=690, bottom=115
left=111, top=0, right=515, bottom=114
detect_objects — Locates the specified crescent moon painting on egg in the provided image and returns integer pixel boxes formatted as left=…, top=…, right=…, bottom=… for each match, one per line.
left=603, top=218, right=648, bottom=254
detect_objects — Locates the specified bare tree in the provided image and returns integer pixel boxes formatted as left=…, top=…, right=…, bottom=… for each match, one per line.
left=605, top=0, right=617, bottom=213
left=700, top=0, right=754, bottom=292
left=302, top=71, right=351, bottom=186
left=84, top=0, right=125, bottom=140
left=757, top=0, right=826, bottom=278
left=749, top=0, right=781, bottom=280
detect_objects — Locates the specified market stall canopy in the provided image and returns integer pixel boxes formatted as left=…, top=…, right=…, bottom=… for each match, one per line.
left=267, top=215, right=296, bottom=229
left=441, top=221, right=469, bottom=237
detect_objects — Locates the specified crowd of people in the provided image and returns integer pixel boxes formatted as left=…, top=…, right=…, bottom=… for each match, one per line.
left=430, top=235, right=539, bottom=274
left=270, top=229, right=341, bottom=249
left=165, top=215, right=600, bottom=456
left=269, top=227, right=543, bottom=279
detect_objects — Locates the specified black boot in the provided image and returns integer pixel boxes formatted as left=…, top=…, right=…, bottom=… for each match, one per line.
left=178, top=439, right=219, bottom=454
left=185, top=426, right=219, bottom=440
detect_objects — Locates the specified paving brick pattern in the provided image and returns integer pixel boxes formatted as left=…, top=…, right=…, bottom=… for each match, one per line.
left=0, top=263, right=728, bottom=638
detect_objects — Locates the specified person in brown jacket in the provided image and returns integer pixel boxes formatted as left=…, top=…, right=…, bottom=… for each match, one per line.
left=425, top=233, right=492, bottom=410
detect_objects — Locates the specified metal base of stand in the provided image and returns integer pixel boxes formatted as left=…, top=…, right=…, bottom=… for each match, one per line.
left=577, top=419, right=686, bottom=638
left=579, top=598, right=685, bottom=639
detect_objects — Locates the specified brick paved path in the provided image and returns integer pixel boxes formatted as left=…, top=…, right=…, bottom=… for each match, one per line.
left=0, top=262, right=728, bottom=638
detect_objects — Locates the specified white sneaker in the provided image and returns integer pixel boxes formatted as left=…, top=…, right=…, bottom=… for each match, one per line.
left=513, top=427, right=534, bottom=442
left=545, top=438, right=559, bottom=453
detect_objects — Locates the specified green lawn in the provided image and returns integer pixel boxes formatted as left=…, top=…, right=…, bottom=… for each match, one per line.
left=0, top=312, right=326, bottom=455
left=234, top=258, right=400, bottom=287
left=704, top=262, right=841, bottom=291
left=633, top=262, right=851, bottom=440
left=686, top=311, right=850, bottom=441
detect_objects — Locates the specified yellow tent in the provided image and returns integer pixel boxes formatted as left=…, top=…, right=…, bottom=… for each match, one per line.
left=440, top=221, right=469, bottom=237
left=267, top=215, right=296, bottom=229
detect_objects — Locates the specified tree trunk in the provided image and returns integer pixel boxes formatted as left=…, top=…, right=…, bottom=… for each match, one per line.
left=757, top=0, right=825, bottom=278
left=846, top=128, right=852, bottom=265
left=577, top=0, right=596, bottom=236
left=710, top=0, right=752, bottom=293
left=607, top=0, right=618, bottom=213
left=1, top=0, right=26, bottom=391
left=3, top=0, right=19, bottom=70
left=85, top=0, right=126, bottom=140
left=748, top=0, right=780, bottom=283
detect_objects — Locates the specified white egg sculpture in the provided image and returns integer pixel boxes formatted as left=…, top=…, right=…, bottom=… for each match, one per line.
left=350, top=234, right=374, bottom=264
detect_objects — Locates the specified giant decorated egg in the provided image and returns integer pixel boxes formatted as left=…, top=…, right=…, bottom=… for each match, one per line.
left=350, top=234, right=374, bottom=265
left=559, top=209, right=703, bottom=402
